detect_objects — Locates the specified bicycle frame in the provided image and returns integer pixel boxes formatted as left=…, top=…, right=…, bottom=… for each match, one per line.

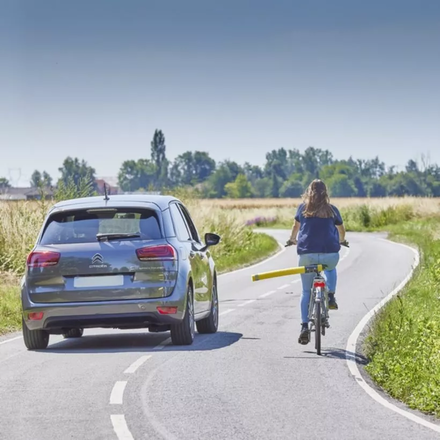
left=307, top=273, right=329, bottom=355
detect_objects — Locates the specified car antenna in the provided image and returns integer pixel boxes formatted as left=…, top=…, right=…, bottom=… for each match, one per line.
left=103, top=183, right=110, bottom=201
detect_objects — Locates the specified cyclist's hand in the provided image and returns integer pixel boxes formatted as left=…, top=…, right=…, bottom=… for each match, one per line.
left=285, top=238, right=297, bottom=247
left=340, top=240, right=349, bottom=248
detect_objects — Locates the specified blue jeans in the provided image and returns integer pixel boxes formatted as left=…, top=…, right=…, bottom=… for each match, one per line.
left=298, top=253, right=340, bottom=324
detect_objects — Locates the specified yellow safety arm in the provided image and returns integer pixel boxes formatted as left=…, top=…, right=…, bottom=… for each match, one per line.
left=251, top=265, right=324, bottom=282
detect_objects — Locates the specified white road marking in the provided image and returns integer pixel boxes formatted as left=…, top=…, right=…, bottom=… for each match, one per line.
left=346, top=241, right=440, bottom=433
left=110, top=381, right=127, bottom=405
left=238, top=300, right=256, bottom=307
left=0, top=336, right=22, bottom=346
left=219, top=309, right=235, bottom=316
left=278, top=284, right=290, bottom=290
left=153, top=337, right=171, bottom=350
left=111, top=415, right=134, bottom=440
left=124, top=355, right=152, bottom=374
left=259, top=290, right=276, bottom=298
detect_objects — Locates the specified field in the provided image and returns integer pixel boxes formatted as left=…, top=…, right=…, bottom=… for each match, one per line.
left=202, top=196, right=440, bottom=230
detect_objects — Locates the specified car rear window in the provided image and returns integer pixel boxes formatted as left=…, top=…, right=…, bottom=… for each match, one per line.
left=40, top=208, right=162, bottom=245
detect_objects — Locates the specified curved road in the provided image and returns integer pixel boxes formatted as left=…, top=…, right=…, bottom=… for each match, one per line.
left=0, top=231, right=439, bottom=440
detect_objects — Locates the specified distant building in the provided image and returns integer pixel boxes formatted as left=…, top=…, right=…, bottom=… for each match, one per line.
left=0, top=187, right=54, bottom=201
left=0, top=177, right=120, bottom=201
left=95, top=178, right=119, bottom=195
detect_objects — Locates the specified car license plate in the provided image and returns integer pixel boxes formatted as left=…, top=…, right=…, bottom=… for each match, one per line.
left=73, top=275, right=124, bottom=288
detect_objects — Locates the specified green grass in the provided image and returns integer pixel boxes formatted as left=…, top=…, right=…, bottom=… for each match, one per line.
left=0, top=277, right=21, bottom=335
left=213, top=232, right=279, bottom=273
left=363, top=217, right=440, bottom=417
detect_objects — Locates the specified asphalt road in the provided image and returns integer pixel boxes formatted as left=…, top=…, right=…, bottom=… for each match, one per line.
left=1, top=231, right=439, bottom=440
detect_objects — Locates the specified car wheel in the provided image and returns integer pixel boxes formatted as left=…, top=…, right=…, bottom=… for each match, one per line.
left=22, top=318, right=49, bottom=350
left=196, top=282, right=219, bottom=334
left=62, top=328, right=84, bottom=339
left=170, top=284, right=195, bottom=345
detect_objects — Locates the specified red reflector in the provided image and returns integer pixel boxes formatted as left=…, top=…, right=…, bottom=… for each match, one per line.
left=28, top=312, right=44, bottom=321
left=157, top=306, right=178, bottom=315
left=136, top=245, right=176, bottom=261
left=314, top=281, right=326, bottom=288
left=27, top=251, right=60, bottom=268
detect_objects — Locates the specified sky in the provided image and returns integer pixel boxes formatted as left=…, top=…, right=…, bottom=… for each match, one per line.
left=1, top=0, right=440, bottom=186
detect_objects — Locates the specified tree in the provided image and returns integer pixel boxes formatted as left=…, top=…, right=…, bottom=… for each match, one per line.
left=58, top=157, right=96, bottom=187
left=118, top=159, right=156, bottom=192
left=327, top=174, right=356, bottom=197
left=170, top=152, right=193, bottom=186
left=203, top=161, right=243, bottom=198
left=353, top=176, right=367, bottom=197
left=243, top=163, right=263, bottom=182
left=264, top=149, right=288, bottom=180
left=225, top=174, right=253, bottom=198
left=270, top=173, right=280, bottom=198
left=252, top=177, right=272, bottom=198
left=193, top=151, right=216, bottom=182
left=405, top=159, right=419, bottom=174
left=150, top=129, right=168, bottom=188
left=170, top=151, right=216, bottom=186
left=30, top=170, right=52, bottom=187
left=0, top=177, right=10, bottom=189
left=387, top=173, right=424, bottom=196
left=302, top=146, right=333, bottom=177
left=368, top=181, right=387, bottom=197
left=280, top=177, right=303, bottom=198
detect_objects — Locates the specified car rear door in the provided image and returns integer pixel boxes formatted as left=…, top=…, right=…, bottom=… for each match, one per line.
left=177, top=203, right=211, bottom=314
left=169, top=203, right=209, bottom=315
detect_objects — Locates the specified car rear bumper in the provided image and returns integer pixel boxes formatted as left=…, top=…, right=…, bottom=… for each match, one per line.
left=22, top=296, right=186, bottom=331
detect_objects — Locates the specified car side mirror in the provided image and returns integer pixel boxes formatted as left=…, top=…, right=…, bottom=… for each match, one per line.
left=205, top=233, right=221, bottom=247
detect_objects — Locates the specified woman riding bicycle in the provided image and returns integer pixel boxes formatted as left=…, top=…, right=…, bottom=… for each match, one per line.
left=286, top=179, right=346, bottom=345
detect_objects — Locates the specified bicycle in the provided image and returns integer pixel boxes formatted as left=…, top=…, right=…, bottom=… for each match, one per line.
left=285, top=240, right=349, bottom=355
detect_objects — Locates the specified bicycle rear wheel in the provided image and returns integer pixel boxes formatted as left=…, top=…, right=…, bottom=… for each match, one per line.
left=315, top=300, right=321, bottom=355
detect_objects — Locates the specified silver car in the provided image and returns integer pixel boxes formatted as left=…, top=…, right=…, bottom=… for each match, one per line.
left=21, top=195, right=221, bottom=350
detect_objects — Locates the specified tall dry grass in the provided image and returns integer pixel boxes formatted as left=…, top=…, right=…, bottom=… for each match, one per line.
left=204, top=197, right=440, bottom=213
left=1, top=196, right=438, bottom=276
left=202, top=197, right=440, bottom=230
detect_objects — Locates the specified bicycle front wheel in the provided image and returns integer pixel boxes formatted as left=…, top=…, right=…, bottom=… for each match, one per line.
left=315, top=300, right=321, bottom=355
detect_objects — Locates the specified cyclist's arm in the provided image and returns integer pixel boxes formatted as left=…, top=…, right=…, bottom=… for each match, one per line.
left=336, top=224, right=346, bottom=243
left=290, top=220, right=300, bottom=241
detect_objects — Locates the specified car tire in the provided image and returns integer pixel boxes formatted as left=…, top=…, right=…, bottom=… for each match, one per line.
left=22, top=318, right=49, bottom=350
left=170, top=284, right=195, bottom=345
left=196, top=282, right=219, bottom=334
left=62, top=328, right=84, bottom=339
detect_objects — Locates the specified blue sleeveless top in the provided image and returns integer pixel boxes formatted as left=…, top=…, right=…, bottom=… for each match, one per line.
left=294, top=203, right=343, bottom=255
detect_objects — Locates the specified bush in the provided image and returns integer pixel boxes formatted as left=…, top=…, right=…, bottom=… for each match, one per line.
left=341, top=204, right=415, bottom=231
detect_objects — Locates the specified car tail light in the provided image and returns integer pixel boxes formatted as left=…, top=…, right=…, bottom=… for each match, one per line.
left=157, top=306, right=178, bottom=315
left=314, top=281, right=326, bottom=288
left=136, top=245, right=176, bottom=261
left=27, top=251, right=60, bottom=268
left=28, top=312, right=44, bottom=321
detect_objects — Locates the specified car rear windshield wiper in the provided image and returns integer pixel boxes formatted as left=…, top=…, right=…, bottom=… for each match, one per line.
left=96, top=233, right=141, bottom=242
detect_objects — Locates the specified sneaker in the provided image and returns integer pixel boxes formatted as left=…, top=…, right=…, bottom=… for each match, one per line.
left=298, top=324, right=310, bottom=345
left=328, top=292, right=338, bottom=310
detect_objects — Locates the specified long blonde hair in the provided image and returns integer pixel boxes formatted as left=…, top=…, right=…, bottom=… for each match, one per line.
left=302, top=179, right=334, bottom=218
